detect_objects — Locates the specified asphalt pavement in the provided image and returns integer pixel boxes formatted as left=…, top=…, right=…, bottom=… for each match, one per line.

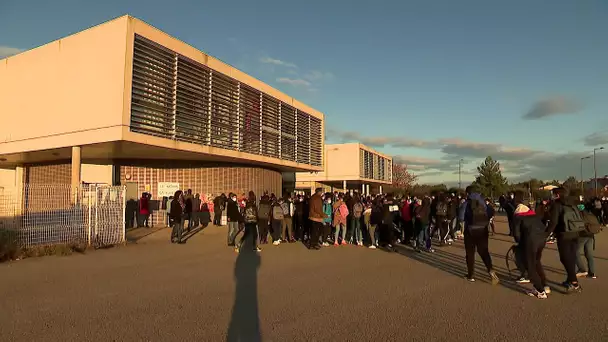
left=1, top=215, right=607, bottom=341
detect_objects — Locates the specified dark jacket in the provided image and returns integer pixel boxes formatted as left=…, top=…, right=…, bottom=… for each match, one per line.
left=370, top=203, right=384, bottom=225
left=547, top=198, right=580, bottom=240
left=464, top=193, right=487, bottom=229
left=448, top=200, right=458, bottom=220
left=512, top=204, right=547, bottom=244
left=226, top=198, right=242, bottom=222
left=169, top=198, right=184, bottom=221
left=414, top=205, right=431, bottom=226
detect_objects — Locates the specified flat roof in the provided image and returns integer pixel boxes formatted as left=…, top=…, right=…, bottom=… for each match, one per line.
left=326, top=143, right=392, bottom=160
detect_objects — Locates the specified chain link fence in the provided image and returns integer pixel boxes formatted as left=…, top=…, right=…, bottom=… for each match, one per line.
left=0, top=184, right=126, bottom=248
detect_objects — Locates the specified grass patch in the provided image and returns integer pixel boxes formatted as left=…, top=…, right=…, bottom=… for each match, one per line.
left=0, top=231, right=89, bottom=262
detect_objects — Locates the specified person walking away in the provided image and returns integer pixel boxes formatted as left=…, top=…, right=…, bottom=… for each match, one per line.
left=308, top=188, right=327, bottom=250
left=511, top=191, right=531, bottom=283
left=485, top=198, right=496, bottom=235
left=414, top=198, right=432, bottom=252
left=547, top=187, right=582, bottom=293
left=576, top=202, right=603, bottom=279
left=226, top=193, right=242, bottom=247
left=257, top=195, right=271, bottom=244
left=138, top=192, right=150, bottom=228
left=333, top=194, right=349, bottom=245
left=463, top=185, right=499, bottom=284
left=504, top=193, right=516, bottom=236
left=271, top=198, right=285, bottom=245
left=237, top=191, right=262, bottom=253
left=166, top=196, right=173, bottom=228
left=511, top=194, right=551, bottom=299
left=281, top=195, right=295, bottom=243
left=170, top=190, right=185, bottom=243
left=322, top=195, right=333, bottom=247
left=457, top=197, right=467, bottom=239
left=199, top=200, right=211, bottom=228
left=434, top=194, right=450, bottom=245
left=351, top=194, right=364, bottom=246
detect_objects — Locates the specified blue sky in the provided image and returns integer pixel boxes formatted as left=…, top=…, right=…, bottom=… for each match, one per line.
left=1, top=0, right=608, bottom=184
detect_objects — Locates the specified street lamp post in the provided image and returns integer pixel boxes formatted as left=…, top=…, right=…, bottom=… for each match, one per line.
left=458, top=159, right=464, bottom=190
left=593, top=147, right=604, bottom=197
left=581, top=156, right=591, bottom=194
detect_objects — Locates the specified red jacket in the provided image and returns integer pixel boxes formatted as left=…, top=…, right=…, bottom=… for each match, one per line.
left=401, top=201, right=412, bottom=221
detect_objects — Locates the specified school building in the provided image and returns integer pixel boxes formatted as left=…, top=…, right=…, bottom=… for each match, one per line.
left=0, top=15, right=325, bottom=202
left=292, top=143, right=392, bottom=195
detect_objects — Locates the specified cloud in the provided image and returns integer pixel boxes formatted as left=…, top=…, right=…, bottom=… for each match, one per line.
left=259, top=57, right=298, bottom=68
left=0, top=46, right=22, bottom=59
left=583, top=131, right=608, bottom=147
left=304, top=70, right=335, bottom=82
left=523, top=96, right=583, bottom=120
left=276, top=77, right=312, bottom=87
left=327, top=127, right=608, bottom=184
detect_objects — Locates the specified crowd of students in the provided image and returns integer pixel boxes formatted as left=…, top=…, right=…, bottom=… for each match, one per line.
left=165, top=185, right=605, bottom=300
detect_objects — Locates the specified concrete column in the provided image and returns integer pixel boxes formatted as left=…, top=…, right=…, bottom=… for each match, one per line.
left=366, top=184, right=370, bottom=196
left=343, top=180, right=347, bottom=192
left=361, top=183, right=365, bottom=195
left=379, top=185, right=383, bottom=194
left=71, top=146, right=82, bottom=191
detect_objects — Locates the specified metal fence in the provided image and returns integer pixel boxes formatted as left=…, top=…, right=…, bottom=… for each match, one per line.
left=0, top=184, right=126, bottom=248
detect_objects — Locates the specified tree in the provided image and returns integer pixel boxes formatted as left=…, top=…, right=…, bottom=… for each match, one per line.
left=392, top=164, right=417, bottom=191
left=473, top=156, right=508, bottom=198
left=562, top=176, right=578, bottom=192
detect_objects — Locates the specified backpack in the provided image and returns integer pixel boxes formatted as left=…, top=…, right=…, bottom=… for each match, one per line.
left=244, top=206, right=257, bottom=223
left=582, top=211, right=602, bottom=235
left=353, top=202, right=363, bottom=218
left=468, top=199, right=489, bottom=229
left=563, top=205, right=586, bottom=234
left=272, top=205, right=284, bottom=220
left=258, top=202, right=271, bottom=220
left=338, top=203, right=349, bottom=219
left=436, top=202, right=448, bottom=217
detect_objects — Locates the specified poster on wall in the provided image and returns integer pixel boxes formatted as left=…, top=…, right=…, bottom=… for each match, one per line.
left=158, top=182, right=180, bottom=197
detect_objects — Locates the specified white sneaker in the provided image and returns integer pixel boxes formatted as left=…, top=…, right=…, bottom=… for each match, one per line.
left=272, top=240, right=280, bottom=246
left=369, top=245, right=377, bottom=249
left=516, top=278, right=531, bottom=284
left=527, top=289, right=548, bottom=299
left=576, top=271, right=588, bottom=277
left=544, top=286, right=551, bottom=294
left=446, top=238, right=454, bottom=243
left=322, top=242, right=330, bottom=247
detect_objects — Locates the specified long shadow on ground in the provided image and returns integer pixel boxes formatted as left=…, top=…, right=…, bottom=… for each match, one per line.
left=226, top=234, right=262, bottom=342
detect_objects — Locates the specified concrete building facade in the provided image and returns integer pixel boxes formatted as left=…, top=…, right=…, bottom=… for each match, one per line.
left=294, top=143, right=392, bottom=195
left=0, top=15, right=325, bottom=202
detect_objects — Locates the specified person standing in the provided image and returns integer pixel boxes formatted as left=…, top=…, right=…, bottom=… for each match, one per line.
left=184, top=189, right=193, bottom=231
left=281, top=195, right=295, bottom=243
left=322, top=195, right=333, bottom=247
left=333, top=194, right=349, bottom=245
left=547, top=187, right=582, bottom=293
left=170, top=190, right=185, bottom=244
left=213, top=194, right=224, bottom=226
left=270, top=198, right=284, bottom=245
left=308, top=188, right=327, bottom=250
left=463, top=185, right=499, bottom=285
left=237, top=191, right=262, bottom=253
left=381, top=194, right=399, bottom=250
left=226, top=193, right=242, bottom=247
left=433, top=193, right=450, bottom=245
left=257, top=195, right=271, bottom=244
left=351, top=194, right=364, bottom=246
left=414, top=198, right=431, bottom=252
left=138, top=192, right=150, bottom=228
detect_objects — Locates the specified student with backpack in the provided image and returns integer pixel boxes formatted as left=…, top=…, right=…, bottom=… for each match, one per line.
left=576, top=201, right=603, bottom=279
left=236, top=191, right=262, bottom=253
left=351, top=194, right=364, bottom=246
left=547, top=187, right=582, bottom=293
left=463, top=186, right=499, bottom=285
left=270, top=198, right=285, bottom=246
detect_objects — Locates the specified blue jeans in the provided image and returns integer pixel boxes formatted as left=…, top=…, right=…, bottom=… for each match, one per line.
left=417, top=223, right=429, bottom=249
left=576, top=236, right=595, bottom=274
left=334, top=223, right=346, bottom=242
left=227, top=221, right=239, bottom=245
left=171, top=217, right=184, bottom=243
left=351, top=218, right=362, bottom=243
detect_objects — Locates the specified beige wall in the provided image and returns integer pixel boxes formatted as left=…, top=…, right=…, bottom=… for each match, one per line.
left=0, top=17, right=128, bottom=154
left=0, top=169, right=17, bottom=188
left=81, top=164, right=113, bottom=184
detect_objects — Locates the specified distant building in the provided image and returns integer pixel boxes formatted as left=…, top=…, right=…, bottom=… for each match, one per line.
left=292, top=143, right=392, bottom=195
left=583, top=176, right=608, bottom=193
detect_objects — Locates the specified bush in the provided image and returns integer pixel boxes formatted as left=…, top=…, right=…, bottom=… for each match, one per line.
left=0, top=229, right=20, bottom=262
